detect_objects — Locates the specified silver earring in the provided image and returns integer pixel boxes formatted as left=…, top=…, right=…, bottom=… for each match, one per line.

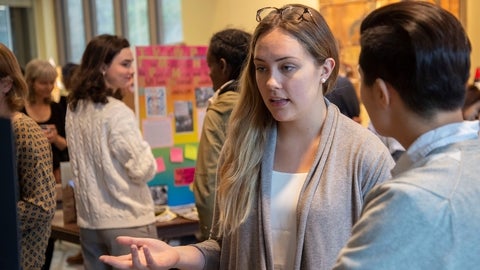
left=321, top=78, right=326, bottom=83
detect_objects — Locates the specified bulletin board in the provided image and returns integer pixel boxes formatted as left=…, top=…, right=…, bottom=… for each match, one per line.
left=134, top=45, right=213, bottom=206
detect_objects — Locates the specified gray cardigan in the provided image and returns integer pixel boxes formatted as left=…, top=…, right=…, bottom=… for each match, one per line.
left=194, top=103, right=395, bottom=270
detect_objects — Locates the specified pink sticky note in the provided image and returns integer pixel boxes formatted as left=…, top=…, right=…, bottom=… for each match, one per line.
left=174, top=167, right=195, bottom=186
left=155, top=157, right=165, bottom=173
left=170, top=147, right=184, bottom=163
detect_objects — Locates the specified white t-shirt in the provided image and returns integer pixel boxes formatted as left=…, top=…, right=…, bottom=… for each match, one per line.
left=270, top=170, right=307, bottom=270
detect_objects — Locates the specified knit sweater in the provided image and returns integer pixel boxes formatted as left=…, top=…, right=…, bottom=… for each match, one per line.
left=194, top=102, right=395, bottom=270
left=66, top=97, right=157, bottom=229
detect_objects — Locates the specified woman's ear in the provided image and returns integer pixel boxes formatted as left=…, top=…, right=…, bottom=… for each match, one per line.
left=0, top=77, right=13, bottom=94
left=100, top=64, right=108, bottom=76
left=320, top=58, right=335, bottom=82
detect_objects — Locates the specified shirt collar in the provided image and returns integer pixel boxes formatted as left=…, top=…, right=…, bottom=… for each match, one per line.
left=217, top=80, right=235, bottom=93
left=392, top=121, right=480, bottom=176
left=208, top=80, right=235, bottom=106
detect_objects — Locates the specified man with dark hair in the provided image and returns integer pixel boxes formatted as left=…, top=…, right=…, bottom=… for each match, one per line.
left=334, top=2, right=480, bottom=269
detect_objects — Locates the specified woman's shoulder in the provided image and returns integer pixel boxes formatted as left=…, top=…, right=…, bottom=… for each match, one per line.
left=12, top=113, right=47, bottom=143
left=50, top=100, right=65, bottom=111
left=49, top=101, right=67, bottom=120
left=103, top=97, right=136, bottom=124
left=336, top=114, right=376, bottom=136
left=334, top=116, right=391, bottom=154
left=12, top=112, right=39, bottom=130
left=103, top=97, right=134, bottom=117
left=106, top=96, right=130, bottom=109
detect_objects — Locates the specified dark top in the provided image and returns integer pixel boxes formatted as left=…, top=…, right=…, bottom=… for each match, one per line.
left=22, top=102, right=69, bottom=169
left=0, top=118, right=21, bottom=270
left=325, top=76, right=360, bottom=119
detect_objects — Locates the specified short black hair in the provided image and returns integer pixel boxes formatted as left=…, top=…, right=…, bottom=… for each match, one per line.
left=208, top=29, right=251, bottom=80
left=360, top=2, right=471, bottom=118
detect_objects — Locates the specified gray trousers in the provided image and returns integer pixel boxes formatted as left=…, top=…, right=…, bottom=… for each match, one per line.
left=80, top=223, right=158, bottom=270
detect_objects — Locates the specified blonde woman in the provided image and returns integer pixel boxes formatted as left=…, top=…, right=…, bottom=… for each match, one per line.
left=100, top=4, right=394, bottom=270
left=23, top=59, right=68, bottom=183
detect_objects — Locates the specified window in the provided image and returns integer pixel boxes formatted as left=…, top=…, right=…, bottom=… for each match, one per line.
left=56, top=0, right=183, bottom=64
left=94, top=0, right=114, bottom=35
left=64, top=0, right=86, bottom=63
left=0, top=6, right=13, bottom=48
left=160, top=0, right=183, bottom=45
left=0, top=1, right=36, bottom=67
left=126, top=0, right=150, bottom=46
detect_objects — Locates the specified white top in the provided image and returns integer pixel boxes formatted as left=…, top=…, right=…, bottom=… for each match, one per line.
left=271, top=170, right=308, bottom=270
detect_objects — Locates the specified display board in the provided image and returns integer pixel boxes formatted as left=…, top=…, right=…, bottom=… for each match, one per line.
left=134, top=45, right=212, bottom=206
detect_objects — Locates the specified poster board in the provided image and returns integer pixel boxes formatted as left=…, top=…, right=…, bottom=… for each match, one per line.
left=134, top=45, right=212, bottom=206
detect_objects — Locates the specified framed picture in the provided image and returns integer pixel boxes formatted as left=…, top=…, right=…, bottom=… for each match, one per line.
left=150, top=185, right=168, bottom=206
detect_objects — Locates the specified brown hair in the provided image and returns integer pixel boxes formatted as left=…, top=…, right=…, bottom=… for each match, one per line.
left=0, top=43, right=28, bottom=112
left=68, top=34, right=130, bottom=110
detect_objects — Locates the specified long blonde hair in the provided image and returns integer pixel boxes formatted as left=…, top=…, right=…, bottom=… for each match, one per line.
left=216, top=4, right=339, bottom=236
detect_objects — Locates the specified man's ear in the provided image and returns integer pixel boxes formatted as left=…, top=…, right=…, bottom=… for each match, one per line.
left=373, top=78, right=391, bottom=109
left=219, top=58, right=230, bottom=72
left=219, top=58, right=233, bottom=79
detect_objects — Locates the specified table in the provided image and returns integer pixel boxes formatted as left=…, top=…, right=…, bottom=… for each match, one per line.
left=51, top=210, right=199, bottom=244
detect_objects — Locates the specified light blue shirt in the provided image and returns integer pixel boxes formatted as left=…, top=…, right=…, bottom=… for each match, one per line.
left=393, top=120, right=480, bottom=176
left=334, top=120, right=480, bottom=270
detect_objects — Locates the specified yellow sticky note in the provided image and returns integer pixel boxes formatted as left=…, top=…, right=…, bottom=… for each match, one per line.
left=184, top=144, right=198, bottom=161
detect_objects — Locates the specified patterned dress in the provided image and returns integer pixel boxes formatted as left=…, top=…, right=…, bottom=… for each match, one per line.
left=13, top=113, right=56, bottom=270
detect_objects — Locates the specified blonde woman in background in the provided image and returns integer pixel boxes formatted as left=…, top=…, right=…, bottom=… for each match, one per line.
left=23, top=59, right=68, bottom=184
left=23, top=59, right=70, bottom=270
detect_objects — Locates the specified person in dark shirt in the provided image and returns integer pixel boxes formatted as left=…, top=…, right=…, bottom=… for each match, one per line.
left=326, top=75, right=361, bottom=123
left=23, top=59, right=68, bottom=184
